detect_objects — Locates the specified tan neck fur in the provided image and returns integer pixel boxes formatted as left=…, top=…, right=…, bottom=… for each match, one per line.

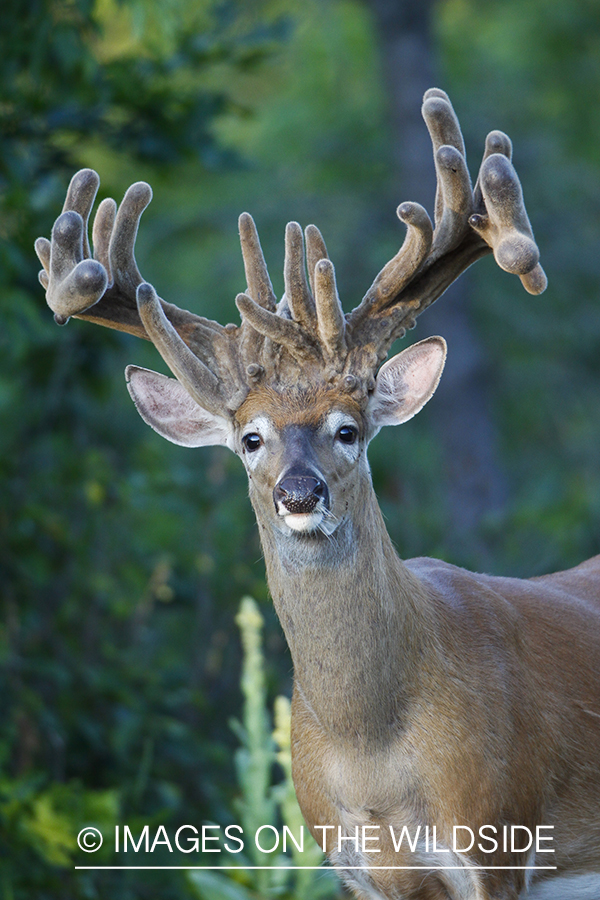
left=251, top=471, right=435, bottom=744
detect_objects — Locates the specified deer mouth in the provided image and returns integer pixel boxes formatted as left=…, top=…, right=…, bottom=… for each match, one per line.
left=280, top=507, right=332, bottom=535
left=279, top=507, right=340, bottom=537
left=272, top=473, right=338, bottom=535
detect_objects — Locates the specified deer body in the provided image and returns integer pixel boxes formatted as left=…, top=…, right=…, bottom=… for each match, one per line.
left=290, top=553, right=600, bottom=899
left=35, top=90, right=600, bottom=898
left=235, top=385, right=600, bottom=900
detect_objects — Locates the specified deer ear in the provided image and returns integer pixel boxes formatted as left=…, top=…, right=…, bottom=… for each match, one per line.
left=125, top=366, right=233, bottom=448
left=367, top=336, right=447, bottom=428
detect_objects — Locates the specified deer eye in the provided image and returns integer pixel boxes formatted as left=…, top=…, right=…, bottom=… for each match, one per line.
left=337, top=425, right=358, bottom=445
left=242, top=433, right=262, bottom=453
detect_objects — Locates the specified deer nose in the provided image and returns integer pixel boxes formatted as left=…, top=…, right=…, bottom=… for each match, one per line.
left=273, top=474, right=329, bottom=514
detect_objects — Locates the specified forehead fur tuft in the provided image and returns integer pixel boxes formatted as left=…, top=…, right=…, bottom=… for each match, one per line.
left=236, top=384, right=365, bottom=430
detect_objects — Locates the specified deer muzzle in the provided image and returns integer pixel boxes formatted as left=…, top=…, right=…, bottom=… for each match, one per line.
left=273, top=473, right=329, bottom=516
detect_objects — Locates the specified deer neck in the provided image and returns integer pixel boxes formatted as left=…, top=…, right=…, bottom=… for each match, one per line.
left=251, top=475, right=434, bottom=745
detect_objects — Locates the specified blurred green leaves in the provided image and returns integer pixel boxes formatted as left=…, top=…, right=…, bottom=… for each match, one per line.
left=1, top=2, right=289, bottom=897
left=190, top=597, right=341, bottom=900
left=436, top=0, right=600, bottom=573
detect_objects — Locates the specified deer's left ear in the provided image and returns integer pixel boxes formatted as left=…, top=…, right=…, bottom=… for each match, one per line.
left=367, top=336, right=447, bottom=428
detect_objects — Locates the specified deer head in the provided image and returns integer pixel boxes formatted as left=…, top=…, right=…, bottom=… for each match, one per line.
left=35, top=88, right=545, bottom=541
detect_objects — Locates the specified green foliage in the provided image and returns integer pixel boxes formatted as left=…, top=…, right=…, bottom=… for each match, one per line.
left=1, top=777, right=117, bottom=868
left=436, top=0, right=600, bottom=574
left=438, top=0, right=600, bottom=163
left=232, top=598, right=277, bottom=871
left=0, top=2, right=290, bottom=897
left=189, top=596, right=342, bottom=900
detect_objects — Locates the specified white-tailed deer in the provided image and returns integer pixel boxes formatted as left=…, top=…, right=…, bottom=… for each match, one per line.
left=35, top=90, right=600, bottom=900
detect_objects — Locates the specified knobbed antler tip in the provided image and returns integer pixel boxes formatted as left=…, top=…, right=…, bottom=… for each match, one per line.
left=285, top=220, right=303, bottom=242
left=494, top=235, right=539, bottom=277
left=485, top=130, right=512, bottom=160
left=52, top=209, right=83, bottom=242
left=235, top=291, right=253, bottom=313
left=238, top=211, right=255, bottom=232
left=124, top=181, right=153, bottom=210
left=396, top=201, right=431, bottom=229
left=421, top=91, right=460, bottom=139
left=74, top=258, right=108, bottom=294
left=305, top=223, right=322, bottom=239
left=34, top=236, right=50, bottom=268
left=315, top=258, right=333, bottom=276
left=136, top=281, right=158, bottom=308
left=520, top=264, right=548, bottom=295
left=436, top=144, right=464, bottom=169
left=422, top=87, right=450, bottom=105
left=47, top=256, right=108, bottom=320
left=69, top=168, right=100, bottom=191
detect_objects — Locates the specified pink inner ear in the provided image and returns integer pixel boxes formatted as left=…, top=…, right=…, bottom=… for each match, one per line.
left=126, top=366, right=232, bottom=449
left=369, top=337, right=446, bottom=428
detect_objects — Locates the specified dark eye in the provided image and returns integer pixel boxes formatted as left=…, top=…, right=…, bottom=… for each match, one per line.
left=242, top=433, right=262, bottom=453
left=337, top=425, right=358, bottom=445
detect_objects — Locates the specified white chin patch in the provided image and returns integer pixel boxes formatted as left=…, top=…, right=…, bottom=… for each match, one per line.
left=284, top=512, right=324, bottom=533
left=280, top=511, right=340, bottom=536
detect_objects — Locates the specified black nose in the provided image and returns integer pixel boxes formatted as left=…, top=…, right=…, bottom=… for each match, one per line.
left=273, top=474, right=329, bottom=514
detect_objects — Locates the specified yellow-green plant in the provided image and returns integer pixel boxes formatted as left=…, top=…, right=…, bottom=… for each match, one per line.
left=188, top=596, right=343, bottom=900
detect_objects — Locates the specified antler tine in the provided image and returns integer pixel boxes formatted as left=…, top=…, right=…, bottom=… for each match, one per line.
left=92, top=197, right=117, bottom=283
left=304, top=223, right=347, bottom=357
left=305, top=224, right=329, bottom=298
left=422, top=90, right=473, bottom=257
left=350, top=202, right=433, bottom=327
left=136, top=282, right=242, bottom=416
left=314, top=259, right=346, bottom=357
left=34, top=236, right=51, bottom=289
left=421, top=88, right=466, bottom=225
left=473, top=130, right=513, bottom=211
left=283, top=222, right=317, bottom=328
left=61, top=168, right=100, bottom=259
left=42, top=209, right=108, bottom=324
left=238, top=212, right=277, bottom=311
left=108, top=181, right=153, bottom=298
left=235, top=291, right=316, bottom=364
left=470, top=152, right=547, bottom=295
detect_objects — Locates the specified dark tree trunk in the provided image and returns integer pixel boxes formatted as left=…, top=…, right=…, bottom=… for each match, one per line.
left=366, top=0, right=508, bottom=563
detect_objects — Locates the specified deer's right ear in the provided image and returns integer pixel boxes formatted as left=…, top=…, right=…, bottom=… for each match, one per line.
left=125, top=366, right=233, bottom=448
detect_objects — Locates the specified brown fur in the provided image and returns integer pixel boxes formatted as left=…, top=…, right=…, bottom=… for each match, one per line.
left=236, top=382, right=367, bottom=432
left=241, top=403, right=600, bottom=900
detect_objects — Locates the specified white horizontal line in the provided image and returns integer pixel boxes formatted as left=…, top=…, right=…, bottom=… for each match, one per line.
left=74, top=865, right=558, bottom=871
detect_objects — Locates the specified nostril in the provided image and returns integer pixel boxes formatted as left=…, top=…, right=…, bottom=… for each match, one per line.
left=313, top=480, right=326, bottom=499
left=273, top=483, right=289, bottom=504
